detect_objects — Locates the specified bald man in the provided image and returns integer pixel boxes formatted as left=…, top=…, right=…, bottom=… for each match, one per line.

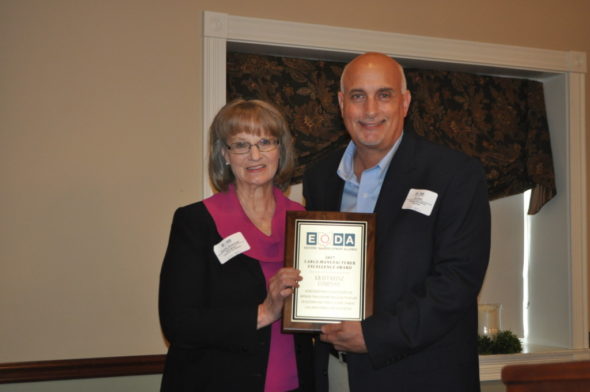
left=303, top=52, right=491, bottom=391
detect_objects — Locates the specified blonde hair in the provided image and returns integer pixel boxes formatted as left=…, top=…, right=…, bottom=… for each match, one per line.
left=208, top=99, right=295, bottom=192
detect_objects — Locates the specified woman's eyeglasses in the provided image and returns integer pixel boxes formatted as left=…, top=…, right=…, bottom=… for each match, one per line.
left=225, top=138, right=279, bottom=155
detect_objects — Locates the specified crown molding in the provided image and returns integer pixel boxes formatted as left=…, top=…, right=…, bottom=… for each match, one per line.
left=204, top=11, right=586, bottom=74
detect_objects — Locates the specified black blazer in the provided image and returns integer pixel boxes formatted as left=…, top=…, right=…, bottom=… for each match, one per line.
left=159, top=202, right=314, bottom=392
left=303, top=132, right=491, bottom=392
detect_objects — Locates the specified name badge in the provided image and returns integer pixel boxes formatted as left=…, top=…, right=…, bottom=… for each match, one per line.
left=213, top=232, right=251, bottom=264
left=402, top=189, right=438, bottom=216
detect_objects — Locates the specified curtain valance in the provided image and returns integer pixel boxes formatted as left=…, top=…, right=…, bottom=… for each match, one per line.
left=227, top=52, right=556, bottom=213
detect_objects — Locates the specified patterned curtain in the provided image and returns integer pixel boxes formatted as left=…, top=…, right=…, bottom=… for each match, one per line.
left=227, top=52, right=556, bottom=214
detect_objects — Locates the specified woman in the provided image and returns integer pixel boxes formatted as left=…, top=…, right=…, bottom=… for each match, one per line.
left=159, top=99, right=314, bottom=391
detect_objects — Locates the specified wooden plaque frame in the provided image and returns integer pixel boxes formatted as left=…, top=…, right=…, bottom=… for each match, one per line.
left=282, top=210, right=375, bottom=333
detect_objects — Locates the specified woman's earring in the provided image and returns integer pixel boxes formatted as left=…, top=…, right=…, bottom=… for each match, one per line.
left=225, top=161, right=230, bottom=166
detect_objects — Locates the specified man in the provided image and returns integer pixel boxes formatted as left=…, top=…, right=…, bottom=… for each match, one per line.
left=303, top=52, right=491, bottom=391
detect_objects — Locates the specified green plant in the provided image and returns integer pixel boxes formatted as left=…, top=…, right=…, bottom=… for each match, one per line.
left=477, top=330, right=522, bottom=355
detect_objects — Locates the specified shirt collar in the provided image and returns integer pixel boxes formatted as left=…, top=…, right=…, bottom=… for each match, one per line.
left=337, top=132, right=404, bottom=183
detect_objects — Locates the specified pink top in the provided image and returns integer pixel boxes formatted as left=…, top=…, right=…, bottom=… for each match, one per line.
left=204, top=185, right=305, bottom=392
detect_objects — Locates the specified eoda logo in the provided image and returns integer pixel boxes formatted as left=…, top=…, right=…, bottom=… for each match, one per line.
left=306, top=232, right=355, bottom=246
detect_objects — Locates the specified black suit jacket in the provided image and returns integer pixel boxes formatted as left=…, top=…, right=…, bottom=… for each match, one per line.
left=159, top=202, right=314, bottom=391
left=303, top=132, right=490, bottom=392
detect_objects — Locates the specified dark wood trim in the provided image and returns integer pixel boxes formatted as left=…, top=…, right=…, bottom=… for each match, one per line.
left=502, top=360, right=590, bottom=391
left=0, top=354, right=165, bottom=384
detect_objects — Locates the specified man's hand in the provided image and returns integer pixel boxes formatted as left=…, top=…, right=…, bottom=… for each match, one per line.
left=320, top=321, right=368, bottom=353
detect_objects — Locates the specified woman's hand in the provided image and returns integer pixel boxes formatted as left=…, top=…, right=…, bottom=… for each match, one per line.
left=257, top=267, right=302, bottom=329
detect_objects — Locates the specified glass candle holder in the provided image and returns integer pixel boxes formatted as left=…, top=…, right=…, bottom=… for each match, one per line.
left=478, top=303, right=502, bottom=336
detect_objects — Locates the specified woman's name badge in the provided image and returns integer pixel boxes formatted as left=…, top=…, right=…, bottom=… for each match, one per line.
left=214, top=232, right=251, bottom=264
left=402, top=189, right=438, bottom=216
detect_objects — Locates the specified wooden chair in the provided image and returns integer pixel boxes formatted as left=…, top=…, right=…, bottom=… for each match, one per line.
left=501, top=360, right=590, bottom=391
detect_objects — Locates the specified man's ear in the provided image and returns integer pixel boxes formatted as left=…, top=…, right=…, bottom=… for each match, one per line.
left=402, top=90, right=412, bottom=117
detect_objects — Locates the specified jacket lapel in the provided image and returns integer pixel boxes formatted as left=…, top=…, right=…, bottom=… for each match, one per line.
left=318, top=151, right=345, bottom=211
left=326, top=175, right=344, bottom=211
left=373, top=133, right=417, bottom=252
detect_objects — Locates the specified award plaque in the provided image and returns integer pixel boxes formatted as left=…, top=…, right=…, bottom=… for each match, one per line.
left=282, top=211, right=375, bottom=333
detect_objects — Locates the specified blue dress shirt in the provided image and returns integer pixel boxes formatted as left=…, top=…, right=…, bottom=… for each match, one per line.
left=337, top=134, right=403, bottom=213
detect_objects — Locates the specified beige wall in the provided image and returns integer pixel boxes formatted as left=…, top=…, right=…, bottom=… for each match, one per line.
left=1, top=0, right=588, bottom=362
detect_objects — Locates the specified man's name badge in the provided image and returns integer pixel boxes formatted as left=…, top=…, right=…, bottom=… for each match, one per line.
left=402, top=189, right=438, bottom=216
left=214, top=232, right=251, bottom=264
